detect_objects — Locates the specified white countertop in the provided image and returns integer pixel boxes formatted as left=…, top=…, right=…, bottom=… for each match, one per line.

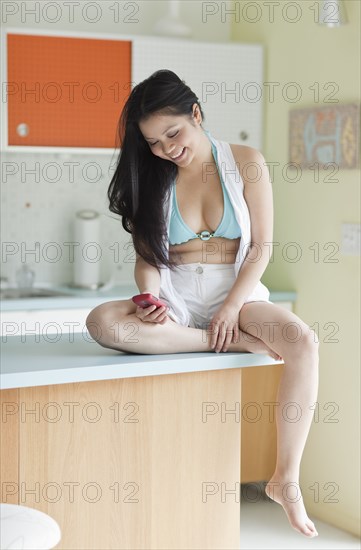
left=1, top=282, right=289, bottom=390
left=1, top=332, right=283, bottom=390
left=0, top=282, right=297, bottom=311
left=0, top=283, right=139, bottom=311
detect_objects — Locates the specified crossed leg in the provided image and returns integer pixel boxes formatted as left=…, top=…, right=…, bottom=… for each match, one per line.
left=238, top=301, right=319, bottom=537
left=86, top=298, right=281, bottom=357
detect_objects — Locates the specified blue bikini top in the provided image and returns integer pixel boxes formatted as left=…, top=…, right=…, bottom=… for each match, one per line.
left=169, top=137, right=242, bottom=245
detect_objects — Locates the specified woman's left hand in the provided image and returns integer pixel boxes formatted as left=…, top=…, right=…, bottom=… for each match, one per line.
left=208, top=303, right=241, bottom=353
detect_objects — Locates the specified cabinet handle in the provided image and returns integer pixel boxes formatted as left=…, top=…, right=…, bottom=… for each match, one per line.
left=239, top=131, right=248, bottom=141
left=16, top=123, right=29, bottom=137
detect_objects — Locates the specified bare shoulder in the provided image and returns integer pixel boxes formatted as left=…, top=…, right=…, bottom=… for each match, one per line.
left=228, top=143, right=266, bottom=190
left=229, top=143, right=265, bottom=166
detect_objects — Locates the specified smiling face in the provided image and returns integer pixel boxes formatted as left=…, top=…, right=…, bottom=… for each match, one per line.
left=138, top=104, right=204, bottom=166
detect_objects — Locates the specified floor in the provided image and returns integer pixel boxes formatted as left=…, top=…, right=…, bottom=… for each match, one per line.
left=240, top=483, right=360, bottom=549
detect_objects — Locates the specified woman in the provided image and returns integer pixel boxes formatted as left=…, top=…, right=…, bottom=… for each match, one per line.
left=86, top=70, right=319, bottom=538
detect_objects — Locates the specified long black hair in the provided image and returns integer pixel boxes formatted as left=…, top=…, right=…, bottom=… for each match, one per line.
left=107, top=69, right=205, bottom=272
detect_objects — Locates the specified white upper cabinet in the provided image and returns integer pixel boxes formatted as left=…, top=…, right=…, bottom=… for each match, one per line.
left=132, top=37, right=264, bottom=149
left=1, top=29, right=263, bottom=153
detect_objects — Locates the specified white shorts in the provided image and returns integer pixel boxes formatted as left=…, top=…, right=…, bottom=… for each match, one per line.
left=166, top=262, right=270, bottom=329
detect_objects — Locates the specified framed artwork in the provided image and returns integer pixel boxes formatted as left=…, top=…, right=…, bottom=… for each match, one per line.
left=289, top=103, right=360, bottom=169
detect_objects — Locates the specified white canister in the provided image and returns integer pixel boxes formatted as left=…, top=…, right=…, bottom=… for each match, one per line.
left=72, top=210, right=102, bottom=289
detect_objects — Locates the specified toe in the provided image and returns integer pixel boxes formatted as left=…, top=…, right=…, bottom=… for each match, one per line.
left=304, top=523, right=317, bottom=537
left=306, top=520, right=318, bottom=536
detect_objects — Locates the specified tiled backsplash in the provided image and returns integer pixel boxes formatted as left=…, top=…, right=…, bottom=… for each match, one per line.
left=1, top=151, right=135, bottom=286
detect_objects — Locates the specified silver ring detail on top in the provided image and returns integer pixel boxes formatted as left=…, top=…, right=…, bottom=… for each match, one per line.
left=196, top=230, right=215, bottom=241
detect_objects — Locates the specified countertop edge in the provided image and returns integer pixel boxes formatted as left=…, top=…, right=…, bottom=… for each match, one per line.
left=1, top=351, right=284, bottom=390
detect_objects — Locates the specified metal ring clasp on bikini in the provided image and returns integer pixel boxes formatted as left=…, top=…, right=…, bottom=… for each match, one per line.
left=197, top=230, right=215, bottom=241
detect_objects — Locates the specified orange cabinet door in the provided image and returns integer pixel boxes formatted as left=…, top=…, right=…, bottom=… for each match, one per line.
left=7, top=33, right=131, bottom=148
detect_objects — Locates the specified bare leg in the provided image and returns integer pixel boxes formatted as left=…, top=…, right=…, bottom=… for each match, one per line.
left=86, top=299, right=280, bottom=358
left=238, top=301, right=319, bottom=537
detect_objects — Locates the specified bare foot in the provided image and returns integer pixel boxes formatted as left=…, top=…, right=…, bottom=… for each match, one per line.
left=265, top=476, right=318, bottom=537
left=238, top=332, right=283, bottom=361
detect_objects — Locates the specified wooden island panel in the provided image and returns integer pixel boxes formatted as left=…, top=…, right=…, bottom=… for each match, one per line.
left=5, top=369, right=242, bottom=549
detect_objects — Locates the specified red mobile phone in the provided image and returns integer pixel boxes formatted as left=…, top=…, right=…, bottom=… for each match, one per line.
left=132, top=293, right=168, bottom=309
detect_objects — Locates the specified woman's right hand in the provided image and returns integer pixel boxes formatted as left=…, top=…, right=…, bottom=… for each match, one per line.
left=135, top=304, right=169, bottom=325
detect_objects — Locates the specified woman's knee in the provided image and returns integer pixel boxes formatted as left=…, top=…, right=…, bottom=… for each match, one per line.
left=284, top=322, right=319, bottom=360
left=86, top=300, right=133, bottom=343
left=86, top=303, right=112, bottom=343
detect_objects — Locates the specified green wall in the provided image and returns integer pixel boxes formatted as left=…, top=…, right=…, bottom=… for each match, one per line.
left=232, top=0, right=360, bottom=536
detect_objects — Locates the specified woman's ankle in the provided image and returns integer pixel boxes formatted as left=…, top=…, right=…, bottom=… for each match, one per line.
left=269, top=466, right=301, bottom=482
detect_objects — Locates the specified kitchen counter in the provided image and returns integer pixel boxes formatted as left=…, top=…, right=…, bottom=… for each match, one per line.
left=1, top=330, right=284, bottom=550
left=0, top=282, right=139, bottom=311
left=1, top=333, right=283, bottom=549
left=0, top=280, right=290, bottom=391
left=1, top=331, right=283, bottom=390
left=0, top=281, right=297, bottom=311
left=1, top=283, right=286, bottom=549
